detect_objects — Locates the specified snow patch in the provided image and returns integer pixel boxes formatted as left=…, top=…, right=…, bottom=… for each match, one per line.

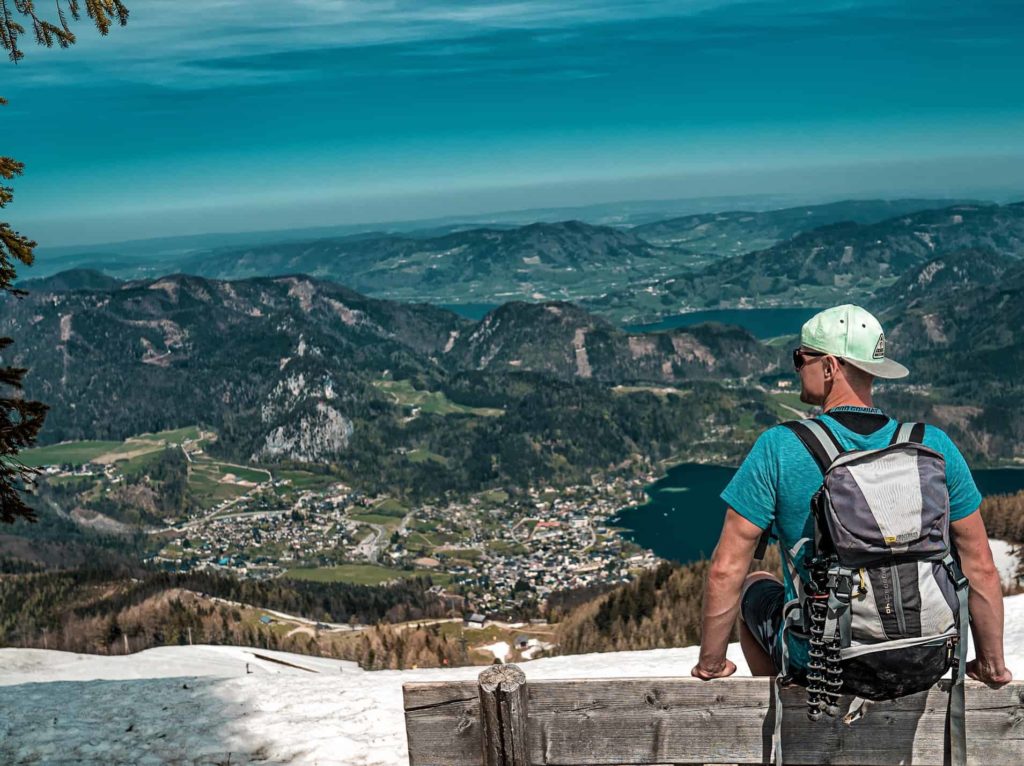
left=480, top=641, right=511, bottom=663
left=990, top=539, right=1021, bottom=590
left=5, top=593, right=1024, bottom=765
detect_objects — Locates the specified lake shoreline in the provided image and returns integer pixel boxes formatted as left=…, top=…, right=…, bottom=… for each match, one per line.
left=614, top=459, right=1024, bottom=565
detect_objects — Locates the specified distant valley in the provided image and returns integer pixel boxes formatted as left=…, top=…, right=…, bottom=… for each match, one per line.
left=24, top=198, right=999, bottom=321
left=588, top=202, right=1024, bottom=321
left=3, top=196, right=1024, bottom=668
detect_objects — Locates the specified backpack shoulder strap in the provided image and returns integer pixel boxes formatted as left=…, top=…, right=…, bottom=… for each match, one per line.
left=753, top=419, right=839, bottom=561
left=889, top=421, right=926, bottom=445
left=781, top=418, right=841, bottom=474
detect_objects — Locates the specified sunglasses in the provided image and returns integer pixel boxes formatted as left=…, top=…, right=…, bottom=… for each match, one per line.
left=792, top=348, right=827, bottom=370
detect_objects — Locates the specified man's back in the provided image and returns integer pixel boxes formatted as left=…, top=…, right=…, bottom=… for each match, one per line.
left=720, top=404, right=982, bottom=669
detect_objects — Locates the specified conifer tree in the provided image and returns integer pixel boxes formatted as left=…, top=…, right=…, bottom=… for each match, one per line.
left=0, top=1, right=128, bottom=522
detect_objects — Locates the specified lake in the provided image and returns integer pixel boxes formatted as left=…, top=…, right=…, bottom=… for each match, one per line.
left=438, top=303, right=500, bottom=321
left=613, top=462, right=1024, bottom=565
left=625, top=307, right=823, bottom=338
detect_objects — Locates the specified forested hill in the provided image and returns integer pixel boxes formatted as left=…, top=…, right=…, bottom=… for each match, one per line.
left=588, top=201, right=1024, bottom=321
left=17, top=268, right=124, bottom=293
left=631, top=198, right=978, bottom=255
left=446, top=300, right=780, bottom=381
left=869, top=250, right=1024, bottom=461
left=173, top=220, right=684, bottom=304
left=1, top=272, right=779, bottom=496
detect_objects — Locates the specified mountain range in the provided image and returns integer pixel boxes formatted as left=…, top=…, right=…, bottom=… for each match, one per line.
left=1, top=273, right=778, bottom=496
left=589, top=202, right=1024, bottom=321
left=7, top=197, right=1024, bottom=481
left=172, top=221, right=683, bottom=304
left=23, top=198, right=996, bottom=317
left=631, top=198, right=977, bottom=257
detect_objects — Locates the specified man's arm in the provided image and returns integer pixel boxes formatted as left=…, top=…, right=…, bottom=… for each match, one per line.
left=950, top=510, right=1013, bottom=687
left=691, top=508, right=764, bottom=679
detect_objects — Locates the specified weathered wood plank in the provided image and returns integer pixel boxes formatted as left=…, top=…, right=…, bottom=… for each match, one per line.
left=403, top=680, right=483, bottom=766
left=403, top=675, right=1024, bottom=766
left=479, top=664, right=530, bottom=766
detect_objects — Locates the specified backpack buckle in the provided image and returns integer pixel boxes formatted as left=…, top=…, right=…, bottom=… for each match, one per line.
left=942, top=558, right=969, bottom=590
left=826, top=567, right=854, bottom=602
left=946, top=637, right=958, bottom=667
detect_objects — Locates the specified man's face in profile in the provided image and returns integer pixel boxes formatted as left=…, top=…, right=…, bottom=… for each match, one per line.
left=794, top=347, right=828, bottom=406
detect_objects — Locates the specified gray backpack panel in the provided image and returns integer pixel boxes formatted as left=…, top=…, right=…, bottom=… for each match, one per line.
left=823, top=444, right=950, bottom=565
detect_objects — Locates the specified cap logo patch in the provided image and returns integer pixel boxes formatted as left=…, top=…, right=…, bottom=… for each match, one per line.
left=873, top=333, right=886, bottom=359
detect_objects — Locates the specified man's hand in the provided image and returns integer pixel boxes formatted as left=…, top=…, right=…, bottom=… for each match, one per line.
left=690, top=658, right=737, bottom=680
left=966, top=658, right=1013, bottom=688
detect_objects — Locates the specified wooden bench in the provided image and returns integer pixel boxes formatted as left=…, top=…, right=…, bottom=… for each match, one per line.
left=403, top=663, right=1024, bottom=765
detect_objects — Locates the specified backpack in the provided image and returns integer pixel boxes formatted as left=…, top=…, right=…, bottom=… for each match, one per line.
left=764, top=418, right=970, bottom=766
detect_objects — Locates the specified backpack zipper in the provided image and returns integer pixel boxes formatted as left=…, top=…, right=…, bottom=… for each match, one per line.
left=890, top=563, right=907, bottom=636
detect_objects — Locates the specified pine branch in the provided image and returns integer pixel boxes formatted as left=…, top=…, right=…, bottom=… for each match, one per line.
left=0, top=1, right=127, bottom=523
left=1, top=0, right=126, bottom=61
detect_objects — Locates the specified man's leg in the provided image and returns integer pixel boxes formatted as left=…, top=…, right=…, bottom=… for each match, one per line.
left=739, top=571, right=783, bottom=677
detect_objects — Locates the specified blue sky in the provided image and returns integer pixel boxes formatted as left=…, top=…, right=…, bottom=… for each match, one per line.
left=3, top=0, right=1024, bottom=245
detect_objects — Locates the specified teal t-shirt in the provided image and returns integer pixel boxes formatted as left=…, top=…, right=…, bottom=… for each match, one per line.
left=720, top=405, right=982, bottom=670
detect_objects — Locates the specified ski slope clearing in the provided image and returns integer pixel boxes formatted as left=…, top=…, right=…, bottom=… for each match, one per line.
left=2, top=597, right=1023, bottom=765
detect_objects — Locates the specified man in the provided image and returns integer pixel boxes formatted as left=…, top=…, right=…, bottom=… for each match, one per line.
left=689, top=304, right=1011, bottom=688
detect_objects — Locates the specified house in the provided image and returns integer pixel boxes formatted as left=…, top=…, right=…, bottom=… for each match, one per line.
left=464, top=613, right=487, bottom=629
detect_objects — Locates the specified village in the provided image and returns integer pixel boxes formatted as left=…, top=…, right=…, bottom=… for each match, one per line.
left=145, top=472, right=663, bottom=617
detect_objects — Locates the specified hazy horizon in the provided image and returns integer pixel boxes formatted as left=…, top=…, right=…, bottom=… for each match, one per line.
left=4, top=0, right=1024, bottom=247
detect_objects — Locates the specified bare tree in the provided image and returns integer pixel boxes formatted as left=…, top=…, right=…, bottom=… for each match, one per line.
left=1, top=1, right=129, bottom=522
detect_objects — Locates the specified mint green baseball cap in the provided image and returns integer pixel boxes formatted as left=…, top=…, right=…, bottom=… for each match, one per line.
left=801, top=304, right=909, bottom=379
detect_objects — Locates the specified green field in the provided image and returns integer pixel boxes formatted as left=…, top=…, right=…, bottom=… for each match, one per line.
left=186, top=457, right=269, bottom=509
left=478, top=489, right=509, bottom=504
left=284, top=564, right=451, bottom=585
left=190, top=456, right=270, bottom=482
left=486, top=540, right=529, bottom=556
left=20, top=440, right=123, bottom=467
left=22, top=425, right=211, bottom=468
left=350, top=512, right=404, bottom=527
left=408, top=448, right=448, bottom=465
left=766, top=390, right=814, bottom=420
left=372, top=498, right=407, bottom=517
left=119, top=448, right=175, bottom=479
left=138, top=426, right=203, bottom=444
left=276, top=469, right=338, bottom=489
left=374, top=379, right=503, bottom=417
left=440, top=548, right=482, bottom=561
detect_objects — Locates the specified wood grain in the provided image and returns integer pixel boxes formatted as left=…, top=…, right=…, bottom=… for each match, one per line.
left=479, top=664, right=530, bottom=766
left=404, top=671, right=1024, bottom=766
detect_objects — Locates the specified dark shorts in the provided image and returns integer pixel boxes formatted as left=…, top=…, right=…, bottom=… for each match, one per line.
left=740, top=578, right=787, bottom=672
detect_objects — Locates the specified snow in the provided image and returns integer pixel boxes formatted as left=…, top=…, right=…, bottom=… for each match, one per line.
left=0, top=640, right=753, bottom=765
left=989, top=538, right=1021, bottom=590
left=479, top=640, right=510, bottom=662
left=2, top=593, right=1024, bottom=765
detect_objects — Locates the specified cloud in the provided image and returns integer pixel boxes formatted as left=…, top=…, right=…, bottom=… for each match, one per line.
left=1, top=0, right=780, bottom=89
left=7, top=0, right=1017, bottom=91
